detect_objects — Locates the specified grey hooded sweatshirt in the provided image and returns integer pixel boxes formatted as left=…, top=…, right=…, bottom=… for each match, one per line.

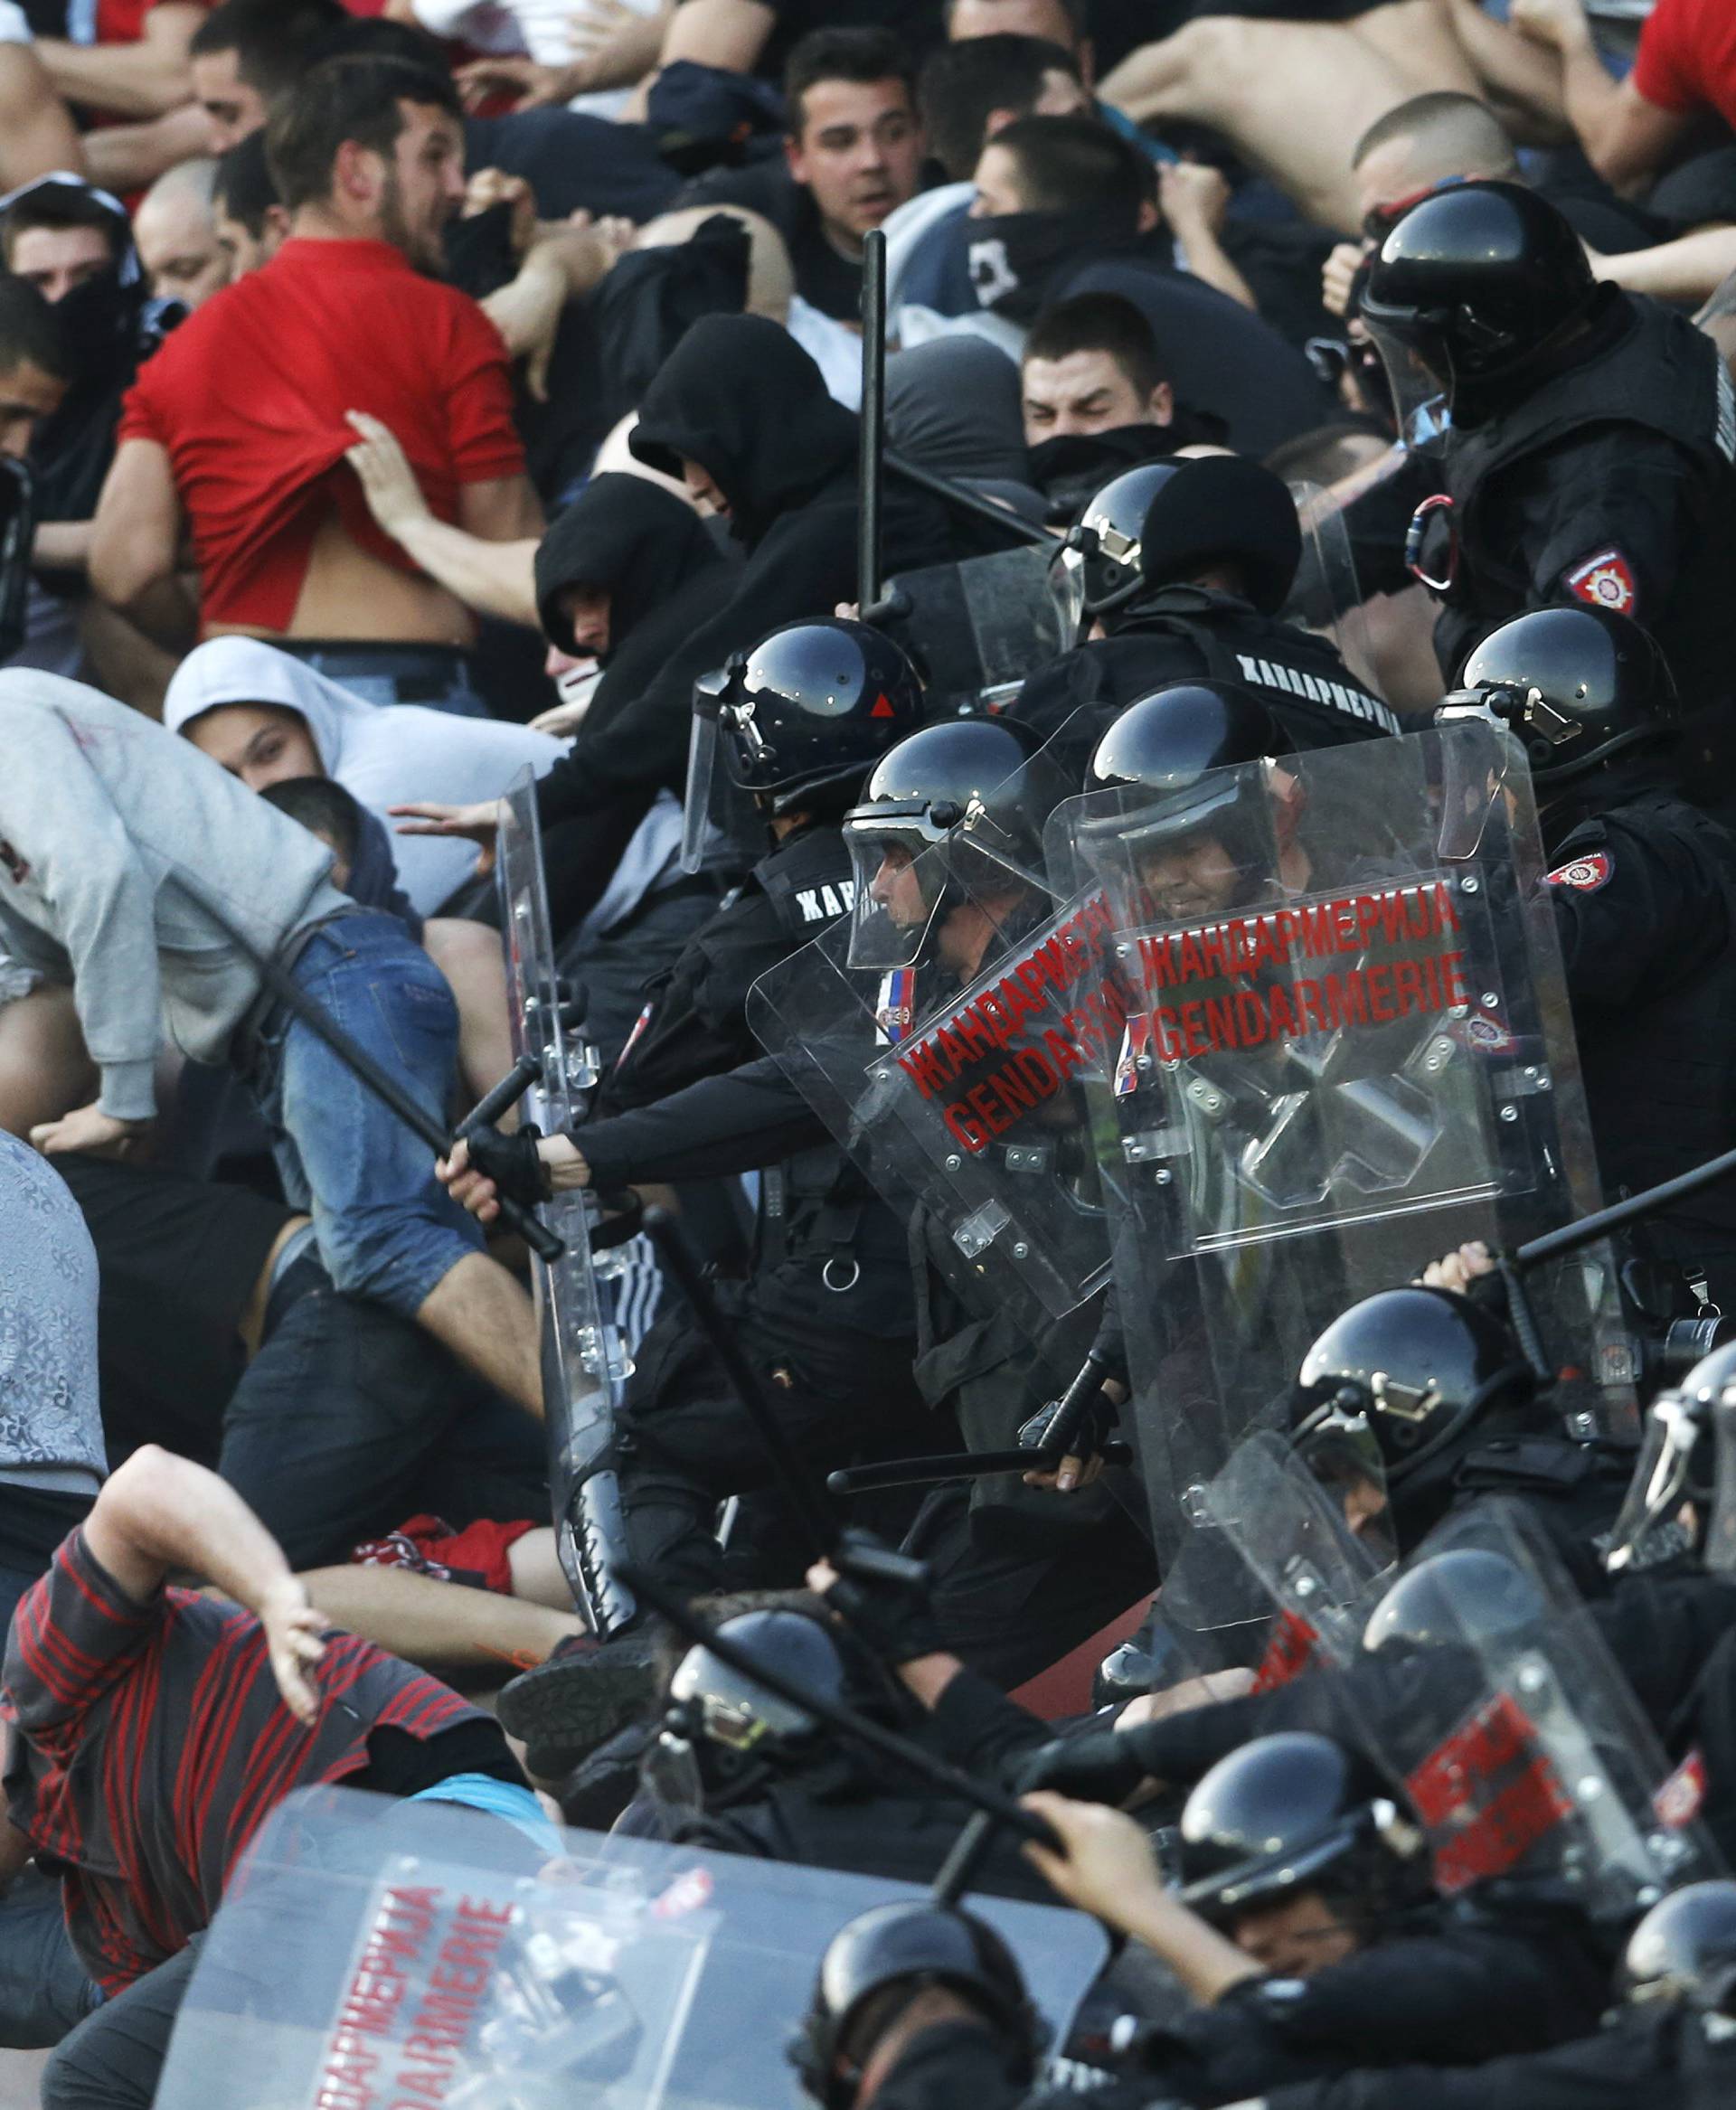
left=0, top=671, right=350, bottom=1121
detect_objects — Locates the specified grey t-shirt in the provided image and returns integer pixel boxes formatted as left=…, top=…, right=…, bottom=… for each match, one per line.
left=0, top=1129, right=103, bottom=1491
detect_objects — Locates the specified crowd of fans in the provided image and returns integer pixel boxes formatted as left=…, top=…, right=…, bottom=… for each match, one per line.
left=5, top=0, right=1736, bottom=2105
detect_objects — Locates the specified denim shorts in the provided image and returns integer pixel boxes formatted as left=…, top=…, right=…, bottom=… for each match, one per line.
left=247, top=911, right=484, bottom=1318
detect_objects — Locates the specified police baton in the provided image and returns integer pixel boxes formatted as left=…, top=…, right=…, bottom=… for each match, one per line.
left=617, top=1560, right=1061, bottom=1873
left=858, top=227, right=887, bottom=620
left=826, top=1353, right=1122, bottom=1499
left=190, top=891, right=564, bottom=1261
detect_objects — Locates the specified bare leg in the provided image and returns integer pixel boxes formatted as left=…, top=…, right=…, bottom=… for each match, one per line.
left=0, top=984, right=96, bottom=1140
left=423, top=916, right=517, bottom=1117
left=0, top=45, right=81, bottom=189
left=417, top=1248, right=546, bottom=1419
left=1100, top=14, right=1424, bottom=231
left=300, top=1563, right=585, bottom=1674
left=506, top=1526, right=575, bottom=1611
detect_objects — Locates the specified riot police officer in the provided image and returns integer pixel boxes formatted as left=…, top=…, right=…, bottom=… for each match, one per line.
left=1439, top=604, right=1736, bottom=1321
left=448, top=620, right=935, bottom=1768
left=1015, top=455, right=1401, bottom=753
left=1018, top=1734, right=1605, bottom=2104
left=1360, top=181, right=1736, bottom=704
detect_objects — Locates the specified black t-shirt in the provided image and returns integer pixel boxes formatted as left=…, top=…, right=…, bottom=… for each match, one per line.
left=674, top=156, right=865, bottom=320
left=676, top=0, right=945, bottom=83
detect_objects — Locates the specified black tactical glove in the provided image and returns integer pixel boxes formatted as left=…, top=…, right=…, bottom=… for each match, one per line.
left=461, top=1121, right=553, bottom=1210
left=1017, top=1384, right=1120, bottom=1461
left=1013, top=1726, right=1154, bottom=1805
left=826, top=1529, right=946, bottom=1665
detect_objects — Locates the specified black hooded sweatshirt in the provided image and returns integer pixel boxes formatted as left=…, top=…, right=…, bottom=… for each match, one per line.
left=533, top=320, right=957, bottom=845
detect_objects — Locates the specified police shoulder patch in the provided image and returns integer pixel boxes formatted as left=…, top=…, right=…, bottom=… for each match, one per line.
left=1563, top=546, right=1637, bottom=616
left=1545, top=850, right=1613, bottom=892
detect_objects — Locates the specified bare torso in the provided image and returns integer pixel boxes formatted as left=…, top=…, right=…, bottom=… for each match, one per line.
left=206, top=509, right=478, bottom=646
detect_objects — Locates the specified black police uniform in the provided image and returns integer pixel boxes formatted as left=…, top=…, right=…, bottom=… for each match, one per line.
left=1252, top=2001, right=1727, bottom=2110
left=1130, top=1894, right=1607, bottom=2105
left=1014, top=586, right=1401, bottom=753
left=1429, top=295, right=1736, bottom=692
left=1541, top=783, right=1736, bottom=1317
left=574, top=824, right=931, bottom=1601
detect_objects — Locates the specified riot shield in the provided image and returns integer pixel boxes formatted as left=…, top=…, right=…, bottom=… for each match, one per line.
left=1354, top=1502, right=1721, bottom=1917
left=747, top=739, right=1113, bottom=1326
left=497, top=772, right=637, bottom=1636
left=1053, top=723, right=1635, bottom=1562
left=156, top=1787, right=1110, bottom=2110
left=879, top=546, right=1066, bottom=712
left=1159, top=1428, right=1395, bottom=1689
left=1284, top=478, right=1379, bottom=699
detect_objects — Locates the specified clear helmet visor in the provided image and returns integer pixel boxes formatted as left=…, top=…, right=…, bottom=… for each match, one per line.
left=1431, top=707, right=1518, bottom=862
left=1606, top=1397, right=1704, bottom=1576
left=843, top=821, right=948, bottom=973
left=1708, top=1394, right=1736, bottom=1577
left=1048, top=537, right=1090, bottom=645
left=1364, top=321, right=1452, bottom=457
left=681, top=677, right=765, bottom=877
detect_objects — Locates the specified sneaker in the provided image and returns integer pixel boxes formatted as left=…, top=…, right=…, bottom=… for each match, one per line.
left=557, top=1719, right=656, bottom=1831
left=500, top=1629, right=658, bottom=1779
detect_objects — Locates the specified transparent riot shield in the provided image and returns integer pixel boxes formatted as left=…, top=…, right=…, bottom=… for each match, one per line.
left=1163, top=1428, right=1396, bottom=1690
left=880, top=546, right=1067, bottom=711
left=1284, top=478, right=1379, bottom=699
left=156, top=1787, right=1110, bottom=2110
left=1054, top=723, right=1635, bottom=1563
left=1352, top=1502, right=1722, bottom=1917
left=747, top=741, right=1113, bottom=1325
left=497, top=772, right=637, bottom=1636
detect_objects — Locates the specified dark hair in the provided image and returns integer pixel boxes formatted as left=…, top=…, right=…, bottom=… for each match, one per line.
left=984, top=111, right=1153, bottom=218
left=784, top=26, right=917, bottom=136
left=191, top=0, right=349, bottom=94
left=259, top=775, right=363, bottom=866
left=917, top=33, right=1079, bottom=183
left=944, top=0, right=1086, bottom=34
left=309, top=14, right=455, bottom=76
left=1023, top=290, right=1167, bottom=394
left=0, top=181, right=125, bottom=272
left=266, top=54, right=462, bottom=213
left=212, top=130, right=279, bottom=237
left=0, top=276, right=72, bottom=381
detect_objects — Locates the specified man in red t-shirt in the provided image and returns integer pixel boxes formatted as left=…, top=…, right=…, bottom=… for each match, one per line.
left=3, top=1443, right=548, bottom=2109
left=90, top=51, right=542, bottom=712
left=1510, top=0, right=1736, bottom=198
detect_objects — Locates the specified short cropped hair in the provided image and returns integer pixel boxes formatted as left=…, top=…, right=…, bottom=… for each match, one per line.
left=266, top=54, right=462, bottom=214
left=1350, top=91, right=1519, bottom=180
left=212, top=131, right=279, bottom=237
left=1023, top=291, right=1168, bottom=395
left=260, top=776, right=363, bottom=868
left=984, top=112, right=1153, bottom=220
left=918, top=33, right=1080, bottom=183
left=784, top=26, right=917, bottom=136
left=0, top=276, right=72, bottom=381
left=0, top=181, right=125, bottom=273
left=191, top=0, right=349, bottom=94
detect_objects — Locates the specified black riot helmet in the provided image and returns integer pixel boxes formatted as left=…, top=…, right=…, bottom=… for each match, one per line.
left=1291, top=1286, right=1536, bottom=1485
left=718, top=619, right=925, bottom=812
left=1439, top=606, right=1680, bottom=791
left=792, top=1902, right=1041, bottom=2110
left=1180, top=1733, right=1421, bottom=1926
left=1621, top=1881, right=1736, bottom=2013
left=1607, top=1339, right=1736, bottom=1577
left=1048, top=457, right=1304, bottom=644
left=658, top=1610, right=845, bottom=1799
left=1088, top=681, right=1296, bottom=794
left=1359, top=183, right=1599, bottom=435
left=1361, top=1546, right=1548, bottom=1655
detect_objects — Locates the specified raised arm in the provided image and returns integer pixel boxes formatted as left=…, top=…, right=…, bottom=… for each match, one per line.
left=82, top=1446, right=326, bottom=1723
left=33, top=0, right=202, bottom=120
left=90, top=437, right=197, bottom=652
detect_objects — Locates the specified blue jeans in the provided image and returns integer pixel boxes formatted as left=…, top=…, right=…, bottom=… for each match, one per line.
left=248, top=912, right=483, bottom=1319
